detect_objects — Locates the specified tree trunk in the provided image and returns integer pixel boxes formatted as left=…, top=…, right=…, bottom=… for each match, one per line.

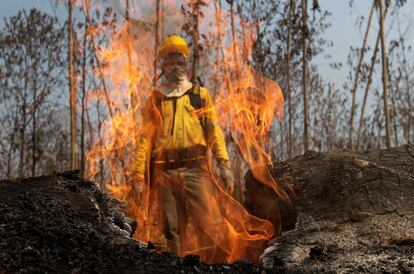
left=32, top=71, right=38, bottom=177
left=376, top=103, right=382, bottom=148
left=153, top=0, right=161, bottom=88
left=391, top=76, right=399, bottom=146
left=85, top=98, right=94, bottom=149
left=96, top=99, right=104, bottom=188
left=324, top=83, right=333, bottom=149
left=212, top=0, right=221, bottom=100
left=302, top=0, right=309, bottom=152
left=236, top=0, right=248, bottom=63
left=214, top=0, right=232, bottom=96
left=404, top=63, right=412, bottom=144
left=348, top=1, right=375, bottom=149
left=377, top=0, right=392, bottom=148
left=287, top=0, right=295, bottom=158
left=125, top=0, right=141, bottom=155
left=356, top=33, right=380, bottom=149
left=398, top=24, right=412, bottom=144
left=68, top=0, right=79, bottom=170
left=357, top=3, right=389, bottom=149
left=230, top=0, right=239, bottom=73
left=278, top=121, right=285, bottom=160
left=19, top=96, right=27, bottom=178
left=80, top=11, right=88, bottom=178
left=407, top=77, right=412, bottom=143
left=7, top=112, right=18, bottom=178
left=191, top=0, right=200, bottom=83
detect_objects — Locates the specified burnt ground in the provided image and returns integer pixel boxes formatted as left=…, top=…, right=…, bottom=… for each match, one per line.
left=261, top=213, right=414, bottom=273
left=247, top=145, right=414, bottom=273
left=0, top=170, right=271, bottom=274
left=2, top=144, right=414, bottom=273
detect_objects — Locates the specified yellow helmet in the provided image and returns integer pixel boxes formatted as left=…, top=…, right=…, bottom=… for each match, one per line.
left=159, top=35, right=190, bottom=59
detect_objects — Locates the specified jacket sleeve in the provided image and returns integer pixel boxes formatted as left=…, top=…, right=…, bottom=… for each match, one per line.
left=135, top=136, right=150, bottom=181
left=134, top=97, right=157, bottom=181
left=201, top=87, right=230, bottom=162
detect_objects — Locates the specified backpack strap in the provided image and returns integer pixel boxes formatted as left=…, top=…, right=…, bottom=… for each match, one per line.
left=188, top=83, right=204, bottom=109
left=152, top=84, right=211, bottom=141
left=188, top=83, right=212, bottom=138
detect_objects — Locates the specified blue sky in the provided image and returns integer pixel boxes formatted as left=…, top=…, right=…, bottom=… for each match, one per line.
left=318, top=0, right=414, bottom=85
left=1, top=0, right=413, bottom=92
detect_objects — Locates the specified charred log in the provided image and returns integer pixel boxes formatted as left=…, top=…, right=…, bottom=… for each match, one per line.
left=0, top=170, right=268, bottom=273
left=246, top=145, right=414, bottom=273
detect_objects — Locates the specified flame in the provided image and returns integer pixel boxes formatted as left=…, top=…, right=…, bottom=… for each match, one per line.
left=82, top=0, right=287, bottom=264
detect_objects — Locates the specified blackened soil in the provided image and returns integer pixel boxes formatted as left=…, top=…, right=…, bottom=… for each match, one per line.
left=0, top=171, right=272, bottom=274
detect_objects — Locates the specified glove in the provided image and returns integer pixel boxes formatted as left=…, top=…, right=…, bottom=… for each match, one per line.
left=217, top=160, right=235, bottom=194
left=127, top=179, right=145, bottom=202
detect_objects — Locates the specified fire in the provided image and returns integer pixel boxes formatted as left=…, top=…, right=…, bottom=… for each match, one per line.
left=83, top=0, right=287, bottom=264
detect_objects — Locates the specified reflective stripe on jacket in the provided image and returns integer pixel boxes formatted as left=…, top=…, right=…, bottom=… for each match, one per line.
left=135, top=86, right=229, bottom=180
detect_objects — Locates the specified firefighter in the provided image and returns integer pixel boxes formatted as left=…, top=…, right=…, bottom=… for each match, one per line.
left=133, top=35, right=235, bottom=259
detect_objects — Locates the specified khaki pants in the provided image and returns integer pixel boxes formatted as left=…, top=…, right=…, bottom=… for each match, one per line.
left=154, top=162, right=228, bottom=261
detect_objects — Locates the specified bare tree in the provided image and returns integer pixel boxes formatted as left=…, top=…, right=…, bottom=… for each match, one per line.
left=0, top=9, right=66, bottom=178
left=302, top=0, right=309, bottom=151
left=80, top=1, right=90, bottom=177
left=68, top=0, right=79, bottom=169
left=239, top=0, right=332, bottom=156
left=356, top=2, right=391, bottom=149
left=356, top=34, right=380, bottom=149
left=347, top=1, right=375, bottom=149
left=191, top=0, right=201, bottom=82
left=153, top=0, right=161, bottom=87
left=286, top=0, right=295, bottom=158
left=229, top=0, right=239, bottom=73
left=395, top=10, right=413, bottom=144
left=377, top=0, right=392, bottom=148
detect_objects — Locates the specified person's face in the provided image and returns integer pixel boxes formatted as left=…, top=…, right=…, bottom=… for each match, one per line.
left=161, top=52, right=187, bottom=83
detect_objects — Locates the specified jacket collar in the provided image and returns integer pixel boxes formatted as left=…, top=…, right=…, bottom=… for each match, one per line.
left=159, top=76, right=193, bottom=98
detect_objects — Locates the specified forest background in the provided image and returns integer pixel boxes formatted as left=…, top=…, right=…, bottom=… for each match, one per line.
left=0, top=0, right=413, bottom=183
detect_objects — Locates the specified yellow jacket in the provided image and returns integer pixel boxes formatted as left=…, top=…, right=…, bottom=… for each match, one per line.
left=135, top=85, right=229, bottom=180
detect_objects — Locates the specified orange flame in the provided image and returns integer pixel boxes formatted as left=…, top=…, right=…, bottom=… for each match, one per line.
left=83, top=0, right=287, bottom=264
